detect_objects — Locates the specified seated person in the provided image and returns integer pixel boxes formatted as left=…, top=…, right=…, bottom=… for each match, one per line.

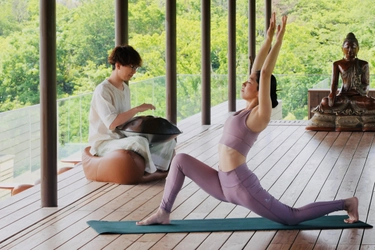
left=313, top=32, right=375, bottom=115
left=85, top=45, right=175, bottom=184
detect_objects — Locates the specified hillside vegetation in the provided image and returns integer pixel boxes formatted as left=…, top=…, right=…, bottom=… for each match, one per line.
left=1, top=0, right=375, bottom=120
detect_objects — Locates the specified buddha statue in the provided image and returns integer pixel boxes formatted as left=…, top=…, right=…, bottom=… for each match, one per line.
left=306, top=32, right=375, bottom=131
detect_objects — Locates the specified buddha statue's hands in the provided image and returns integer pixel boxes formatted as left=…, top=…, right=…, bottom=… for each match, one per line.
left=328, top=93, right=335, bottom=107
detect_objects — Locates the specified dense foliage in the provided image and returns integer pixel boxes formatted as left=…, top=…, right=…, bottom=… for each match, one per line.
left=1, top=0, right=375, bottom=122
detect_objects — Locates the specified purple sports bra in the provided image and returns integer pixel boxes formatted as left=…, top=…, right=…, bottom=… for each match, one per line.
left=219, top=109, right=260, bottom=156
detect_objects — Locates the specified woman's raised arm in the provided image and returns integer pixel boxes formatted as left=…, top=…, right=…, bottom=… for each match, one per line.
left=251, top=13, right=276, bottom=74
left=249, top=15, right=287, bottom=131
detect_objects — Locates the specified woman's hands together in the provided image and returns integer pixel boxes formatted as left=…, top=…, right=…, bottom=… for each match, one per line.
left=266, top=13, right=288, bottom=42
left=266, top=12, right=276, bottom=40
left=276, top=15, right=287, bottom=42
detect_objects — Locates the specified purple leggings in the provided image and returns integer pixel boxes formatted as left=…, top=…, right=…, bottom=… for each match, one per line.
left=161, top=153, right=345, bottom=225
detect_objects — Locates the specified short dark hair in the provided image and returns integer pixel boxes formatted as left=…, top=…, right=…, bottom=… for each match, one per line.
left=255, top=70, right=279, bottom=108
left=108, top=45, right=142, bottom=70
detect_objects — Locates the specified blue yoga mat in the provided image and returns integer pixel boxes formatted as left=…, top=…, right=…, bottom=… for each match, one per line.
left=87, top=215, right=372, bottom=234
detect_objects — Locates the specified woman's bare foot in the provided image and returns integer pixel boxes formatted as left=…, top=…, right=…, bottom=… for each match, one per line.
left=136, top=207, right=171, bottom=226
left=344, top=197, right=359, bottom=223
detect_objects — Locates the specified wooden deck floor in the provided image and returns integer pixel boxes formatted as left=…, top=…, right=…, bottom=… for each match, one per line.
left=1, top=101, right=375, bottom=250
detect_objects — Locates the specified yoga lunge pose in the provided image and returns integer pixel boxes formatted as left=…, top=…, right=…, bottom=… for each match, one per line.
left=137, top=14, right=359, bottom=226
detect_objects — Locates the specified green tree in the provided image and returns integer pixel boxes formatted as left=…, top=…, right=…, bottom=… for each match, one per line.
left=2, top=0, right=375, bottom=117
left=58, top=0, right=115, bottom=94
left=0, top=28, right=40, bottom=108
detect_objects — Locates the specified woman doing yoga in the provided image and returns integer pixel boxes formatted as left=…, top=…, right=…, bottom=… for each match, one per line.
left=137, top=13, right=359, bottom=226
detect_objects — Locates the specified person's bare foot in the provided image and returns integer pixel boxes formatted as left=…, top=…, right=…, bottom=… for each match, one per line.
left=136, top=207, right=170, bottom=226
left=141, top=171, right=168, bottom=183
left=344, top=197, right=359, bottom=223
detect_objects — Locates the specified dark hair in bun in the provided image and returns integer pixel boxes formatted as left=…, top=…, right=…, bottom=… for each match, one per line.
left=255, top=71, right=279, bottom=108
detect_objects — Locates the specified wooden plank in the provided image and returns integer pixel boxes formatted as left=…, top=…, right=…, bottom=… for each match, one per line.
left=288, top=132, right=351, bottom=249
left=0, top=180, right=106, bottom=245
left=250, top=125, right=304, bottom=178
left=246, top=129, right=327, bottom=247
left=0, top=167, right=107, bottom=243
left=281, top=131, right=340, bottom=206
left=0, top=165, right=86, bottom=216
left=336, top=133, right=375, bottom=248
left=270, top=133, right=346, bottom=249
left=268, top=230, right=299, bottom=250
left=266, top=131, right=334, bottom=249
left=63, top=183, right=166, bottom=250
left=85, top=183, right=169, bottom=249
left=0, top=189, right=105, bottom=249
left=314, top=230, right=342, bottom=249
left=264, top=131, right=340, bottom=249
left=244, top=231, right=275, bottom=250
left=360, top=137, right=375, bottom=246
left=259, top=127, right=316, bottom=191
left=6, top=182, right=161, bottom=249
left=267, top=131, right=327, bottom=200
left=290, top=230, right=320, bottom=250
left=196, top=232, right=232, bottom=249
left=194, top=202, right=253, bottom=249
left=210, top=232, right=254, bottom=250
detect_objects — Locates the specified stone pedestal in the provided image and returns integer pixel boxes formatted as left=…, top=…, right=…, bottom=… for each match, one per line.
left=306, top=113, right=375, bottom=132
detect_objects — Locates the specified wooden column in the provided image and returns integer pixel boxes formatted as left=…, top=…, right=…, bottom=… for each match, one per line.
left=166, top=0, right=177, bottom=124
left=228, top=0, right=236, bottom=112
left=265, top=0, right=272, bottom=31
left=40, top=0, right=57, bottom=207
left=115, top=0, right=128, bottom=46
left=201, top=0, right=211, bottom=125
left=248, top=0, right=256, bottom=73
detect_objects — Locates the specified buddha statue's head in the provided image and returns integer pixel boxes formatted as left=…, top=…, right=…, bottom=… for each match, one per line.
left=342, top=33, right=359, bottom=60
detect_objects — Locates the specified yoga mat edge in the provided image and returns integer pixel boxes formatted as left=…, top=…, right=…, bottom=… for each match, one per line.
left=87, top=215, right=372, bottom=235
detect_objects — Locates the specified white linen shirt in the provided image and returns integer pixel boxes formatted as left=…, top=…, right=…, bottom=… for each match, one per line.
left=88, top=79, right=130, bottom=155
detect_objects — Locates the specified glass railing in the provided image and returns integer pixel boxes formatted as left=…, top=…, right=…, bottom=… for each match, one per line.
left=1, top=73, right=374, bottom=199
left=1, top=74, right=239, bottom=196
